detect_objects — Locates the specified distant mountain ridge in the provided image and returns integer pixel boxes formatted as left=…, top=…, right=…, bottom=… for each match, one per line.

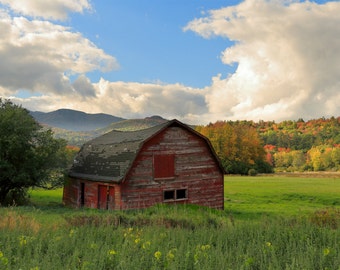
left=30, top=109, right=169, bottom=146
left=30, top=109, right=125, bottom=131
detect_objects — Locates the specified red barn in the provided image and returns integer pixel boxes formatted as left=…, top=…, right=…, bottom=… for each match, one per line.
left=63, top=119, right=224, bottom=210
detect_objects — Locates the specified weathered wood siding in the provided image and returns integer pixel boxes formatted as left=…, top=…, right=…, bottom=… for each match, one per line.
left=120, top=126, right=224, bottom=209
left=63, top=178, right=121, bottom=210
left=63, top=124, right=224, bottom=210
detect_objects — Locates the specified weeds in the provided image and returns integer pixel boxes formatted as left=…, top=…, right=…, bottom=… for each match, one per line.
left=0, top=205, right=340, bottom=269
left=310, top=208, right=340, bottom=229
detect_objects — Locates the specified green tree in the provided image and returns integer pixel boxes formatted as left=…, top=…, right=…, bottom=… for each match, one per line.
left=0, top=99, right=67, bottom=205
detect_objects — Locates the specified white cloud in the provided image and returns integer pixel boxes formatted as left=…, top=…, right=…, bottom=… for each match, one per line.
left=0, top=11, right=118, bottom=95
left=0, top=0, right=91, bottom=20
left=2, top=0, right=340, bottom=125
left=185, top=0, right=340, bottom=121
left=11, top=79, right=208, bottom=123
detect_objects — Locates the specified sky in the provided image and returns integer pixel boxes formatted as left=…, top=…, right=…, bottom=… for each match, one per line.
left=0, top=0, right=339, bottom=124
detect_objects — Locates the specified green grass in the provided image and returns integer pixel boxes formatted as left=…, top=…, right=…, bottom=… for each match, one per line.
left=29, top=188, right=63, bottom=206
left=1, top=175, right=339, bottom=269
left=224, top=175, right=340, bottom=220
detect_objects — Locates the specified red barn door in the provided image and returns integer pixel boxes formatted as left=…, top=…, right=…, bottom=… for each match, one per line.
left=108, top=186, right=115, bottom=210
left=98, top=185, right=108, bottom=209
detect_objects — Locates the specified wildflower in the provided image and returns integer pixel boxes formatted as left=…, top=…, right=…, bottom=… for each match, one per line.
left=142, top=241, right=151, bottom=249
left=108, top=249, right=117, bottom=255
left=265, top=242, right=272, bottom=247
left=134, top=238, right=141, bottom=244
left=30, top=267, right=39, bottom=270
left=166, top=249, right=176, bottom=261
left=90, top=243, right=98, bottom=249
left=124, top=227, right=134, bottom=237
left=245, top=257, right=255, bottom=267
left=19, top=236, right=27, bottom=246
left=194, top=244, right=211, bottom=264
left=323, top=248, right=330, bottom=256
left=69, top=229, right=76, bottom=237
left=0, top=251, right=8, bottom=266
left=154, top=251, right=162, bottom=260
left=200, top=244, right=211, bottom=251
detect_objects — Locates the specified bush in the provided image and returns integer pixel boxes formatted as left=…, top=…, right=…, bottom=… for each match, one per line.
left=248, top=169, right=258, bottom=176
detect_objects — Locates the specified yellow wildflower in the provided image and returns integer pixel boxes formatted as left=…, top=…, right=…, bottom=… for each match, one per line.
left=201, top=244, right=211, bottom=251
left=166, top=249, right=176, bottom=261
left=142, top=241, right=151, bottom=249
left=108, top=249, right=117, bottom=255
left=154, top=251, right=162, bottom=260
left=19, top=236, right=27, bottom=246
left=69, top=229, right=76, bottom=237
left=0, top=251, right=8, bottom=266
left=323, top=248, right=330, bottom=256
left=134, top=238, right=141, bottom=244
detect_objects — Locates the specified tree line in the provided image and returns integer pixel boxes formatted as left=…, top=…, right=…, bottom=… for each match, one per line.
left=1, top=98, right=339, bottom=205
left=196, top=117, right=340, bottom=174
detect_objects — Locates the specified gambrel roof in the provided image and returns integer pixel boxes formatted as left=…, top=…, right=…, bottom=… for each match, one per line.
left=69, top=119, right=224, bottom=183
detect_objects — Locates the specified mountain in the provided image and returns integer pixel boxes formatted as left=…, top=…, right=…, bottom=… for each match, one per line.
left=96, top=115, right=168, bottom=134
left=38, top=113, right=169, bottom=146
left=30, top=109, right=125, bottom=131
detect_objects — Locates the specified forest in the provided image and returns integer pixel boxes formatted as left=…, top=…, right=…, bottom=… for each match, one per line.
left=195, top=116, right=340, bottom=174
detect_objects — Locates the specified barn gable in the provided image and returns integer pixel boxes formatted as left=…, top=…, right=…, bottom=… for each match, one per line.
left=64, top=119, right=225, bottom=210
left=69, top=119, right=224, bottom=182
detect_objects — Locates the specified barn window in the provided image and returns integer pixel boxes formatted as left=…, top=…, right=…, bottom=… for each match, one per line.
left=154, top=154, right=175, bottom=179
left=163, top=190, right=175, bottom=200
left=163, top=189, right=187, bottom=201
left=176, top=189, right=187, bottom=200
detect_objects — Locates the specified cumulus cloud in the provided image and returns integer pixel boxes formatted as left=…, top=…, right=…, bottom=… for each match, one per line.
left=0, top=0, right=91, bottom=20
left=185, top=0, right=340, bottom=121
left=2, top=0, right=340, bottom=125
left=11, top=79, right=208, bottom=123
left=0, top=9, right=118, bottom=96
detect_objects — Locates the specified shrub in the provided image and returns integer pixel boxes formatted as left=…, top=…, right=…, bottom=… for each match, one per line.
left=248, top=169, right=258, bottom=176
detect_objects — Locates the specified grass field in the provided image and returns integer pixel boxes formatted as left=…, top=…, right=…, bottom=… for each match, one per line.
left=0, top=175, right=339, bottom=269
left=224, top=174, right=340, bottom=219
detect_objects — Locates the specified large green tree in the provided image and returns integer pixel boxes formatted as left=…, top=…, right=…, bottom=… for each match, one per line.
left=0, top=99, right=67, bottom=205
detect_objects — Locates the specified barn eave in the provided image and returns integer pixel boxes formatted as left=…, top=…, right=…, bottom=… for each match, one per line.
left=68, top=172, right=122, bottom=183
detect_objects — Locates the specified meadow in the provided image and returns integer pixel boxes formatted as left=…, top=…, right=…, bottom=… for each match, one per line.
left=0, top=175, right=339, bottom=269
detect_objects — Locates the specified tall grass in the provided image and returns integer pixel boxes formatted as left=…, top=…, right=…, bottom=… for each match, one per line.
left=0, top=206, right=339, bottom=269
left=0, top=175, right=339, bottom=269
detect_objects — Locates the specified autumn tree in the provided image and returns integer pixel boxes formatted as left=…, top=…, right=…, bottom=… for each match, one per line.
left=0, top=99, right=68, bottom=205
left=196, top=121, right=272, bottom=174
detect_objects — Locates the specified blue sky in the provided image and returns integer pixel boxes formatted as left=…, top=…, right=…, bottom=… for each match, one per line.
left=0, top=0, right=339, bottom=124
left=68, top=0, right=240, bottom=88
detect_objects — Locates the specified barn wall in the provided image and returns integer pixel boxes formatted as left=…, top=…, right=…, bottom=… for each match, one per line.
left=62, top=178, right=79, bottom=207
left=63, top=178, right=121, bottom=210
left=121, top=125, right=224, bottom=210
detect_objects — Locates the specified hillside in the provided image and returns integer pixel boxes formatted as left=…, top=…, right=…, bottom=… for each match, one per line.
left=30, top=109, right=125, bottom=131
left=96, top=115, right=168, bottom=133
left=50, top=115, right=168, bottom=146
left=196, top=116, right=340, bottom=173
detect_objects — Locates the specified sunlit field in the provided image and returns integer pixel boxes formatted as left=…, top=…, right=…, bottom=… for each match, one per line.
left=0, top=175, right=339, bottom=269
left=224, top=174, right=340, bottom=219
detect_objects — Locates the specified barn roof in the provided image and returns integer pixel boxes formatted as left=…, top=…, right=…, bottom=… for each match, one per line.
left=69, top=119, right=224, bottom=183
